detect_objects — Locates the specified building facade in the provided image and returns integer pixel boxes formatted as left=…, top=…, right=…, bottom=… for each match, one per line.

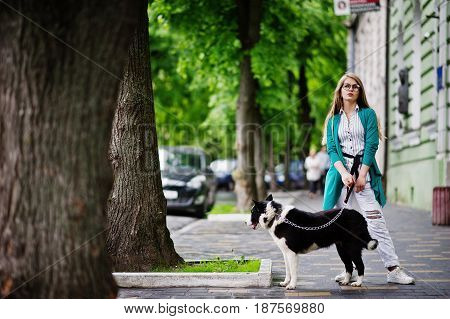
left=348, top=0, right=388, bottom=175
left=387, top=0, right=450, bottom=210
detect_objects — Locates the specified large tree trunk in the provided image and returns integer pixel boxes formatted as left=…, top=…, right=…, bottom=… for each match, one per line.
left=0, top=1, right=139, bottom=297
left=106, top=5, right=183, bottom=272
left=234, top=0, right=263, bottom=211
left=298, top=62, right=314, bottom=158
left=283, top=71, right=297, bottom=191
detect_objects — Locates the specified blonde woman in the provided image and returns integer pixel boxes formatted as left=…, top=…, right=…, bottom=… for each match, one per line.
left=322, top=72, right=414, bottom=285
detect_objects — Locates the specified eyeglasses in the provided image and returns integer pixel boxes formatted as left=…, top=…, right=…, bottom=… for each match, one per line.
left=342, top=83, right=360, bottom=91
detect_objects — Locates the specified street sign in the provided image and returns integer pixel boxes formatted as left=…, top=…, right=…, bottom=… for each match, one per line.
left=350, top=0, right=381, bottom=13
left=334, top=0, right=351, bottom=16
left=334, top=0, right=381, bottom=15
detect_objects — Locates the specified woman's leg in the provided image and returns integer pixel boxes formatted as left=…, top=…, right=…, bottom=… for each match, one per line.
left=312, top=180, right=319, bottom=194
left=335, top=183, right=414, bottom=284
left=353, top=183, right=400, bottom=268
left=308, top=180, right=314, bottom=193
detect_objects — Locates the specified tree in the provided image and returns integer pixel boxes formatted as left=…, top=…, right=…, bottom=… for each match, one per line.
left=0, top=0, right=140, bottom=297
left=149, top=0, right=240, bottom=160
left=106, top=2, right=183, bottom=271
left=297, top=61, right=314, bottom=157
left=234, top=0, right=265, bottom=210
left=148, top=0, right=347, bottom=196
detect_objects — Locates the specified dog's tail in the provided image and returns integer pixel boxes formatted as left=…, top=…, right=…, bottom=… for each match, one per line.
left=359, top=219, right=378, bottom=250
left=367, top=239, right=378, bottom=250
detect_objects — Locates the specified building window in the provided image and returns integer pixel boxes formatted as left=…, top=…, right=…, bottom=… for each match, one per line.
left=395, top=22, right=405, bottom=137
left=410, top=0, right=422, bottom=130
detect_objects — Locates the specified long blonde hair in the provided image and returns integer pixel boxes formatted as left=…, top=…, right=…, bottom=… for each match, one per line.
left=321, top=72, right=385, bottom=145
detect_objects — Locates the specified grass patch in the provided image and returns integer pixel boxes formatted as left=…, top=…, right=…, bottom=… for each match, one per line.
left=208, top=203, right=239, bottom=214
left=150, top=257, right=260, bottom=273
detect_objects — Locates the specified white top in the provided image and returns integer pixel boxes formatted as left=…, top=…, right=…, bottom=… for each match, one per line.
left=316, top=150, right=330, bottom=171
left=304, top=155, right=322, bottom=182
left=338, top=104, right=370, bottom=182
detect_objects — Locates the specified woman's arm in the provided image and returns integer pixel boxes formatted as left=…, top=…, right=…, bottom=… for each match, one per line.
left=359, top=164, right=370, bottom=177
left=326, top=118, right=354, bottom=187
left=356, top=109, right=379, bottom=192
left=362, top=108, right=379, bottom=167
left=334, top=161, right=348, bottom=175
left=326, top=117, right=341, bottom=167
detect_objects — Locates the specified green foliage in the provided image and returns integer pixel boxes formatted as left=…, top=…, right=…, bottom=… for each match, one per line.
left=150, top=257, right=261, bottom=273
left=149, top=0, right=238, bottom=160
left=148, top=0, right=347, bottom=161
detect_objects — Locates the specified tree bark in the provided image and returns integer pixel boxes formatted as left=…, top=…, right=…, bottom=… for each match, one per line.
left=283, top=132, right=292, bottom=190
left=253, top=106, right=266, bottom=200
left=267, top=133, right=278, bottom=192
left=234, top=0, right=263, bottom=210
left=0, top=0, right=139, bottom=297
left=106, top=3, right=183, bottom=271
left=298, top=62, right=314, bottom=158
left=284, top=71, right=297, bottom=190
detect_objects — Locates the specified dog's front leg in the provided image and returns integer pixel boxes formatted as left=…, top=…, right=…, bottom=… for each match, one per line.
left=279, top=249, right=291, bottom=287
left=285, top=250, right=298, bottom=290
left=351, top=275, right=364, bottom=287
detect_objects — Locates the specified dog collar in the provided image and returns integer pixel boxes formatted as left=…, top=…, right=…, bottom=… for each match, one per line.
left=266, top=211, right=282, bottom=228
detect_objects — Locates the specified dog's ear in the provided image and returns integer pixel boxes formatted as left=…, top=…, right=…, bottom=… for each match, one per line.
left=265, top=194, right=273, bottom=201
left=252, top=199, right=258, bottom=205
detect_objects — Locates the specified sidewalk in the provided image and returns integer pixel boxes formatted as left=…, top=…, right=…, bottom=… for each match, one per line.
left=118, top=191, right=450, bottom=299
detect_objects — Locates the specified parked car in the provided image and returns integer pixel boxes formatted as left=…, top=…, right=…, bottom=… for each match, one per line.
left=159, top=146, right=217, bottom=218
left=209, top=159, right=237, bottom=191
left=264, top=160, right=305, bottom=189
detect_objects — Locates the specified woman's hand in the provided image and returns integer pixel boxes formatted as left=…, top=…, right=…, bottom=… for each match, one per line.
left=355, top=174, right=366, bottom=193
left=341, top=171, right=355, bottom=188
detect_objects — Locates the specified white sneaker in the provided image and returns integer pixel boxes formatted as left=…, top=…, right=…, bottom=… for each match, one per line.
left=334, top=270, right=357, bottom=282
left=387, top=267, right=415, bottom=284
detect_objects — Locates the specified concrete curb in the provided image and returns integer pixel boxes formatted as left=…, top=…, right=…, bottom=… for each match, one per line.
left=113, top=259, right=272, bottom=288
left=207, top=214, right=249, bottom=222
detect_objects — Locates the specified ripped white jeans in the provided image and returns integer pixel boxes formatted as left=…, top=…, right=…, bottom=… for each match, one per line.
left=335, top=181, right=400, bottom=268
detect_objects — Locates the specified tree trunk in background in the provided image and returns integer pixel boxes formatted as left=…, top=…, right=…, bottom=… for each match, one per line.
left=284, top=71, right=296, bottom=190
left=106, top=4, right=183, bottom=271
left=0, top=0, right=139, bottom=297
left=253, top=106, right=266, bottom=200
left=283, top=132, right=292, bottom=190
left=234, top=0, right=263, bottom=211
left=267, top=134, right=278, bottom=192
left=298, top=62, right=314, bottom=158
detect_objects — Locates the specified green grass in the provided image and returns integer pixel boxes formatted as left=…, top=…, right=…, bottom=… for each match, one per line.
left=208, top=203, right=239, bottom=214
left=150, top=257, right=260, bottom=273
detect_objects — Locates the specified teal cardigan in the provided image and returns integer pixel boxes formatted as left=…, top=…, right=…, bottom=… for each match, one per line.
left=323, top=107, right=386, bottom=210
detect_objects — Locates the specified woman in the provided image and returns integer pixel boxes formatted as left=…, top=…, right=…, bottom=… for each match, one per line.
left=305, top=148, right=322, bottom=198
left=322, top=72, right=414, bottom=285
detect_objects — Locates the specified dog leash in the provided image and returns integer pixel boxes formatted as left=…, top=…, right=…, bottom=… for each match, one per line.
left=282, top=115, right=358, bottom=230
left=342, top=152, right=362, bottom=203
left=281, top=180, right=355, bottom=231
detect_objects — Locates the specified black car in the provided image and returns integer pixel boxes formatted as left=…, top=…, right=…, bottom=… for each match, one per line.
left=264, top=160, right=305, bottom=189
left=159, top=146, right=216, bottom=218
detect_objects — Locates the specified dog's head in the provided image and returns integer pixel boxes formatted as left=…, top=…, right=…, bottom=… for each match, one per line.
left=247, top=194, right=282, bottom=230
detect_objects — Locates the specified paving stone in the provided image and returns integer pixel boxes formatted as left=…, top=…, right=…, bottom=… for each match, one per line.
left=119, top=192, right=450, bottom=299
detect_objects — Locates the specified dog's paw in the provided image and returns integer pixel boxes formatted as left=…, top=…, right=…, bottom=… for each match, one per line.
left=339, top=280, right=350, bottom=285
left=279, top=280, right=289, bottom=287
left=285, top=284, right=296, bottom=290
left=351, top=281, right=362, bottom=287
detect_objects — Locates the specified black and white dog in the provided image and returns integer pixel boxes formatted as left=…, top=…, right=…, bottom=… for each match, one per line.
left=248, top=194, right=378, bottom=289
